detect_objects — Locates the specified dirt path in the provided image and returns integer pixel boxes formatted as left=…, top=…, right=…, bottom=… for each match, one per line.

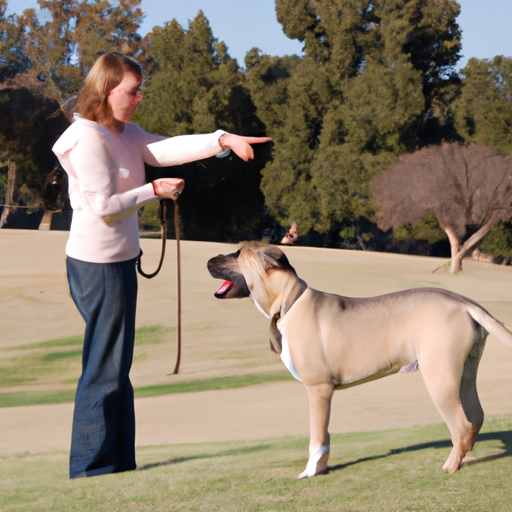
left=1, top=229, right=512, bottom=458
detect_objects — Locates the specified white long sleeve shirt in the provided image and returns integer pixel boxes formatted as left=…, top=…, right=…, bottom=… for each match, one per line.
left=53, top=115, right=225, bottom=263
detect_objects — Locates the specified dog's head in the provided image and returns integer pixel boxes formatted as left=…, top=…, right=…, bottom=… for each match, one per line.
left=207, top=243, right=306, bottom=354
left=207, top=242, right=296, bottom=301
left=207, top=248, right=251, bottom=299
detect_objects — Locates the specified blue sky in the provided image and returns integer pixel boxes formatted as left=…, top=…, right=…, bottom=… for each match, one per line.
left=7, top=0, right=512, bottom=69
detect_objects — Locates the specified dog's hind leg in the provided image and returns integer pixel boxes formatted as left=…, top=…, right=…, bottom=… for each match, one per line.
left=455, top=336, right=486, bottom=464
left=420, top=340, right=484, bottom=474
left=298, top=383, right=334, bottom=479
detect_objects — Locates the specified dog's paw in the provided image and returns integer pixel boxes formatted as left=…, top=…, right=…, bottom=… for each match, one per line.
left=297, top=465, right=329, bottom=479
left=297, top=445, right=330, bottom=479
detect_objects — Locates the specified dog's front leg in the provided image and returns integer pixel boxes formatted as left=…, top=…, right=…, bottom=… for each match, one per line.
left=298, top=383, right=334, bottom=479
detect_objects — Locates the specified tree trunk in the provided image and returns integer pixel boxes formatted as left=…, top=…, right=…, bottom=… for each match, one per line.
left=0, top=161, right=16, bottom=228
left=437, top=217, right=462, bottom=274
left=454, top=219, right=496, bottom=269
left=437, top=216, right=496, bottom=274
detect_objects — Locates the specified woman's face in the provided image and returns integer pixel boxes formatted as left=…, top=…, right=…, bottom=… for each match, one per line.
left=108, top=72, right=143, bottom=123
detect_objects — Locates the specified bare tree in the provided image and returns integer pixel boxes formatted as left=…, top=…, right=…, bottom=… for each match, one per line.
left=371, top=143, right=512, bottom=273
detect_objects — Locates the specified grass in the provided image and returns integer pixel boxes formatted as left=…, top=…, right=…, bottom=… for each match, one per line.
left=1, top=416, right=512, bottom=511
left=133, top=373, right=293, bottom=396
left=2, top=327, right=512, bottom=510
left=0, top=328, right=171, bottom=388
left=0, top=373, right=293, bottom=408
left=0, top=326, right=293, bottom=408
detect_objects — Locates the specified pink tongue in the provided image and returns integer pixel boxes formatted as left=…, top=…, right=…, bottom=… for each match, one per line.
left=216, top=281, right=233, bottom=295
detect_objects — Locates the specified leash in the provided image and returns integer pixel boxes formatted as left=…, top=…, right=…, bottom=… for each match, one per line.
left=171, top=198, right=182, bottom=374
left=137, top=200, right=167, bottom=279
left=137, top=197, right=182, bottom=375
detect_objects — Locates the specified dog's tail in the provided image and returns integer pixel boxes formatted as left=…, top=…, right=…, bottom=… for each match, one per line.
left=466, top=303, right=512, bottom=348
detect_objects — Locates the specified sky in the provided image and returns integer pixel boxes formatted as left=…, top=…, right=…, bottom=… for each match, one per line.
left=6, top=0, right=512, bottom=69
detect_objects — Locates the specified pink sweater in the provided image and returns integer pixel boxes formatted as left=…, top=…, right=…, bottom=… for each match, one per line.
left=53, top=116, right=225, bottom=263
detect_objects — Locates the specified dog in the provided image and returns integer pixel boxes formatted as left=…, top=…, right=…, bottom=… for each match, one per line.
left=207, top=242, right=512, bottom=479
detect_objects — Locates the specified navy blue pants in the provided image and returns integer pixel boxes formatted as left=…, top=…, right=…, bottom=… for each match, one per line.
left=66, top=256, right=138, bottom=479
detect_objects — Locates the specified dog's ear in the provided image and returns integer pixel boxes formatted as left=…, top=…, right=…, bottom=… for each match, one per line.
left=269, top=312, right=282, bottom=354
left=259, top=245, right=296, bottom=273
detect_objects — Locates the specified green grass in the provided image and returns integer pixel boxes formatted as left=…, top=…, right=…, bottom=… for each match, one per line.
left=41, top=350, right=83, bottom=362
left=7, top=326, right=172, bottom=352
left=17, top=335, right=85, bottom=350
left=0, top=372, right=293, bottom=408
left=0, top=326, right=175, bottom=389
left=0, top=389, right=77, bottom=408
left=1, top=416, right=512, bottom=511
left=0, top=326, right=293, bottom=408
left=2, top=331, right=512, bottom=510
left=134, top=372, right=293, bottom=397
left=0, top=347, right=83, bottom=387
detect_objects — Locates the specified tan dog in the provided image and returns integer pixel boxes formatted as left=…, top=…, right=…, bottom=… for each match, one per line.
left=207, top=242, right=512, bottom=479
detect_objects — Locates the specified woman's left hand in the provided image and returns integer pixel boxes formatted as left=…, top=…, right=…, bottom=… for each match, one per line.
left=152, top=178, right=185, bottom=200
left=219, top=133, right=272, bottom=162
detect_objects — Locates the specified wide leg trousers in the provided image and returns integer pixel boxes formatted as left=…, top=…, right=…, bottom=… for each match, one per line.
left=66, top=256, right=138, bottom=479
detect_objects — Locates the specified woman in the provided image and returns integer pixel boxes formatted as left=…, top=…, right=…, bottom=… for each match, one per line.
left=52, top=52, right=271, bottom=479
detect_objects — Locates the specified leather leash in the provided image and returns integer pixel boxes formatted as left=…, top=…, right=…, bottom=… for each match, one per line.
left=137, top=200, right=167, bottom=279
left=171, top=199, right=182, bottom=374
left=137, top=198, right=182, bottom=374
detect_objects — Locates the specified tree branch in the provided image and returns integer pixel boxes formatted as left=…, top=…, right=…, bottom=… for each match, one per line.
left=455, top=217, right=498, bottom=260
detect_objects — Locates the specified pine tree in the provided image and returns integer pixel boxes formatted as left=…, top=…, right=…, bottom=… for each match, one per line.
left=252, top=0, right=462, bottom=246
left=453, top=56, right=512, bottom=155
left=133, top=12, right=271, bottom=242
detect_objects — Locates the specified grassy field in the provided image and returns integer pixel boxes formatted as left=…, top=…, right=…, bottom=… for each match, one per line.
left=2, top=234, right=512, bottom=510
left=1, top=415, right=512, bottom=511
left=3, top=331, right=512, bottom=511
left=0, top=327, right=293, bottom=408
left=1, top=327, right=511, bottom=511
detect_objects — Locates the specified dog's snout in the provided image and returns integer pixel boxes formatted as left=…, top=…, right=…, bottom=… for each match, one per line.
left=207, top=251, right=250, bottom=299
left=207, top=255, right=224, bottom=277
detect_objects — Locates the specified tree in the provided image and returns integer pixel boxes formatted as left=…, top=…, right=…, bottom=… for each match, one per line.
left=479, top=222, right=512, bottom=261
left=371, top=143, right=512, bottom=273
left=134, top=12, right=262, bottom=136
left=250, top=0, right=462, bottom=246
left=0, top=0, right=30, bottom=81
left=16, top=0, right=144, bottom=120
left=453, top=56, right=512, bottom=155
left=0, top=73, right=67, bottom=226
left=244, top=49, right=301, bottom=147
left=0, top=0, right=143, bottom=223
left=132, top=12, right=271, bottom=241
left=246, top=52, right=326, bottom=235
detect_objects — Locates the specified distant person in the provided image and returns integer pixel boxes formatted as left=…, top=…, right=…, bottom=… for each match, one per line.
left=281, top=221, right=299, bottom=245
left=52, top=51, right=271, bottom=479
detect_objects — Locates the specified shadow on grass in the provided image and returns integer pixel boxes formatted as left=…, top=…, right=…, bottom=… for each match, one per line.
left=328, top=430, right=512, bottom=474
left=462, top=431, right=512, bottom=467
left=137, top=431, right=512, bottom=474
left=137, top=443, right=272, bottom=471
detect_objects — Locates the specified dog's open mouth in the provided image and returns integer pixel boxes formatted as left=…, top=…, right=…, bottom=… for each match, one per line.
left=214, top=280, right=233, bottom=298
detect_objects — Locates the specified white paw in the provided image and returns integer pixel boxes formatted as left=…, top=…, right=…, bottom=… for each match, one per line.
left=297, top=444, right=330, bottom=479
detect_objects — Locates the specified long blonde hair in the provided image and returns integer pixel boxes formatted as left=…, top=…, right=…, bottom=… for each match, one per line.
left=74, top=52, right=142, bottom=130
